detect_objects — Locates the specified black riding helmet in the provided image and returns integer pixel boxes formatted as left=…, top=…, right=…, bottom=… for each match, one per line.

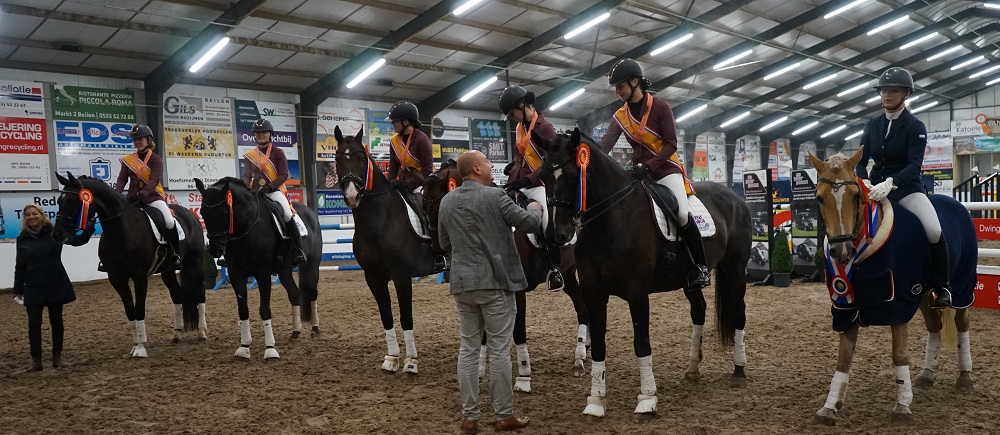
left=873, top=67, right=913, bottom=111
left=608, top=58, right=651, bottom=102
left=386, top=101, right=422, bottom=129
left=252, top=119, right=274, bottom=132
left=499, top=85, right=536, bottom=121
left=130, top=124, right=153, bottom=139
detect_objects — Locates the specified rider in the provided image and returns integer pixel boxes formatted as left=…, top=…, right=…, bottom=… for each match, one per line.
left=855, top=67, right=951, bottom=308
left=386, top=101, right=434, bottom=206
left=597, top=58, right=710, bottom=290
left=115, top=124, right=180, bottom=268
left=240, top=119, right=307, bottom=265
left=498, top=84, right=565, bottom=292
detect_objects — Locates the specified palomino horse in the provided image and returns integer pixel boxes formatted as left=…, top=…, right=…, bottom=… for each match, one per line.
left=540, top=129, right=751, bottom=417
left=423, top=160, right=591, bottom=392
left=334, top=126, right=437, bottom=374
left=53, top=173, right=207, bottom=357
left=809, top=149, right=976, bottom=425
left=195, top=177, right=323, bottom=361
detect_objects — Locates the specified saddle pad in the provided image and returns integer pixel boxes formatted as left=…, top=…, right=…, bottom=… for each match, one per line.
left=526, top=231, right=576, bottom=248
left=145, top=215, right=185, bottom=244
left=651, top=194, right=717, bottom=241
left=264, top=203, right=308, bottom=239
left=398, top=191, right=430, bottom=240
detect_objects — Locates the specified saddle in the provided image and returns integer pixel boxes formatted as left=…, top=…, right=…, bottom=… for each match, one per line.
left=139, top=204, right=185, bottom=245
left=393, top=185, right=431, bottom=240
left=643, top=181, right=716, bottom=241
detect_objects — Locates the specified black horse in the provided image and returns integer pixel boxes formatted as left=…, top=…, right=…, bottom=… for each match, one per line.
left=53, top=173, right=207, bottom=357
left=423, top=160, right=591, bottom=392
left=334, top=126, right=436, bottom=374
left=539, top=128, right=752, bottom=417
left=195, top=177, right=322, bottom=361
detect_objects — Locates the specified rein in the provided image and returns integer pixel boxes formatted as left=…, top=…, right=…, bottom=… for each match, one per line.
left=204, top=188, right=261, bottom=242
left=545, top=146, right=642, bottom=228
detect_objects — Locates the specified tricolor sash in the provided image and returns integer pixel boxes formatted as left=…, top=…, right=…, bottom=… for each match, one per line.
left=244, top=145, right=287, bottom=194
left=390, top=133, right=423, bottom=177
left=515, top=112, right=544, bottom=172
left=613, top=97, right=693, bottom=194
left=120, top=152, right=166, bottom=199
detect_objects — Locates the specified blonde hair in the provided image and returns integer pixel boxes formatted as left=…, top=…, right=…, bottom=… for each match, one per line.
left=20, top=203, right=53, bottom=232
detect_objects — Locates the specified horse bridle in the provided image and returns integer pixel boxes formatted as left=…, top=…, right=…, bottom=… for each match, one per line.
left=816, top=177, right=863, bottom=245
left=56, top=188, right=123, bottom=231
left=542, top=152, right=641, bottom=227
left=202, top=188, right=260, bottom=242
left=337, top=150, right=388, bottom=205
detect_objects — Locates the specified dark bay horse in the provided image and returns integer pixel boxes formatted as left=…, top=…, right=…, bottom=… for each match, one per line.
left=334, top=126, right=436, bottom=374
left=195, top=177, right=322, bottom=361
left=539, top=128, right=751, bottom=417
left=809, top=149, right=976, bottom=425
left=423, top=160, right=591, bottom=392
left=53, top=173, right=207, bottom=357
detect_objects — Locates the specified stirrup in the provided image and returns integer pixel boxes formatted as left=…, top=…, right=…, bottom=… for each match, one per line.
left=97, top=262, right=107, bottom=272
left=434, top=255, right=451, bottom=272
left=546, top=268, right=564, bottom=292
left=292, top=249, right=307, bottom=266
left=930, top=286, right=952, bottom=309
left=688, top=265, right=710, bottom=290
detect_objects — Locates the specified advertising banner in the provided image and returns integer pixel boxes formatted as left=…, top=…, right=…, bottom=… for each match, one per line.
left=0, top=80, right=49, bottom=190
left=315, top=106, right=365, bottom=191
left=923, top=131, right=953, bottom=195
left=0, top=191, right=102, bottom=239
left=162, top=95, right=237, bottom=190
left=234, top=100, right=300, bottom=185
left=676, top=128, right=686, bottom=170
left=366, top=109, right=392, bottom=160
left=798, top=141, right=817, bottom=169
left=703, top=132, right=726, bottom=184
left=692, top=134, right=708, bottom=181
left=431, top=115, right=470, bottom=163
left=769, top=138, right=792, bottom=205
left=316, top=190, right=351, bottom=216
left=791, top=169, right=820, bottom=274
left=470, top=118, right=508, bottom=163
left=51, top=85, right=136, bottom=188
left=744, top=169, right=773, bottom=279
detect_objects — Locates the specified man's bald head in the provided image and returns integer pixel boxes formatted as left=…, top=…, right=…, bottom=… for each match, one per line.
left=457, top=150, right=493, bottom=184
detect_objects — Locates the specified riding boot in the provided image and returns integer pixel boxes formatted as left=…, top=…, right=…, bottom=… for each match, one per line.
left=165, top=227, right=182, bottom=269
left=929, top=238, right=953, bottom=309
left=433, top=255, right=451, bottom=272
left=542, top=239, right=565, bottom=292
left=681, top=215, right=711, bottom=290
left=284, top=220, right=308, bottom=266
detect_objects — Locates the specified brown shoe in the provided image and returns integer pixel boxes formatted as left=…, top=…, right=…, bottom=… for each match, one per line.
left=460, top=419, right=478, bottom=434
left=494, top=416, right=529, bottom=431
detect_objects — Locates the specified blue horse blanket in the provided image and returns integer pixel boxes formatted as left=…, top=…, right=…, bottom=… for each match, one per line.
left=830, top=194, right=976, bottom=331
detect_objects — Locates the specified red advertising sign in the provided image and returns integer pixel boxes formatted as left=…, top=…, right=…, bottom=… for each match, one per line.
left=974, top=218, right=1000, bottom=240
left=974, top=272, right=1000, bottom=310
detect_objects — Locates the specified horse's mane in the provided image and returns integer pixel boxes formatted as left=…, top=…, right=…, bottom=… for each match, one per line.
left=825, top=153, right=851, bottom=170
left=210, top=176, right=247, bottom=190
left=435, top=159, right=458, bottom=173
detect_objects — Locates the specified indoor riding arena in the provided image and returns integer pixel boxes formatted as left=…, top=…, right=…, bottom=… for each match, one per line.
left=5, top=0, right=1000, bottom=434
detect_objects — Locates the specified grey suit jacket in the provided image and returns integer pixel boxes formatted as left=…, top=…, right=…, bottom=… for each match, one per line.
left=438, top=180, right=542, bottom=294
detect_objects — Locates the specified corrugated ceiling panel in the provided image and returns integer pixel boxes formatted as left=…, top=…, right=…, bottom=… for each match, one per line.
left=0, top=15, right=43, bottom=39
left=101, top=30, right=187, bottom=56
left=80, top=55, right=159, bottom=74
left=8, top=47, right=90, bottom=66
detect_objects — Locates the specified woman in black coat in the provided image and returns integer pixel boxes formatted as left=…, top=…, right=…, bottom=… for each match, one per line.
left=12, top=204, right=93, bottom=371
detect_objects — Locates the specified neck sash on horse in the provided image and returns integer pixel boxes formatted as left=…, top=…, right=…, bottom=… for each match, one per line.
left=244, top=144, right=288, bottom=194
left=824, top=196, right=895, bottom=308
left=515, top=112, right=544, bottom=172
left=120, top=152, right=166, bottom=199
left=391, top=133, right=422, bottom=177
left=613, top=96, right=693, bottom=195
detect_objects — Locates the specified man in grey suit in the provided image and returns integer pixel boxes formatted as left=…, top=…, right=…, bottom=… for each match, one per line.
left=439, top=150, right=540, bottom=433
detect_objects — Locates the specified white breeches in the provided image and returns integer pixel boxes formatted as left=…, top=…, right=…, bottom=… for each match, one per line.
left=267, top=190, right=293, bottom=222
left=655, top=173, right=689, bottom=226
left=148, top=200, right=174, bottom=229
left=899, top=192, right=942, bottom=243
left=520, top=185, right=548, bottom=232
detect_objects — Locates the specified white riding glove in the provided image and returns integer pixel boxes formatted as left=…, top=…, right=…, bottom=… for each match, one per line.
left=867, top=177, right=894, bottom=201
left=862, top=179, right=874, bottom=190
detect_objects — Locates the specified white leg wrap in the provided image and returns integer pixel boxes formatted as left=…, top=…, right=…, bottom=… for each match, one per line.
left=734, top=329, right=747, bottom=366
left=690, top=324, right=704, bottom=362
left=310, top=300, right=319, bottom=327
left=403, top=330, right=417, bottom=358
left=478, top=345, right=487, bottom=379
left=823, top=371, right=849, bottom=410
left=173, top=304, right=184, bottom=330
left=923, top=332, right=941, bottom=373
left=129, top=320, right=137, bottom=341
left=136, top=320, right=147, bottom=343
left=575, top=324, right=588, bottom=360
left=590, top=360, right=607, bottom=397
left=638, top=355, right=656, bottom=396
left=291, top=306, right=302, bottom=332
left=958, top=331, right=973, bottom=372
left=516, top=343, right=531, bottom=376
left=198, top=303, right=207, bottom=330
left=384, top=328, right=400, bottom=356
left=263, top=319, right=276, bottom=347
left=895, top=365, right=913, bottom=407
left=239, top=319, right=252, bottom=346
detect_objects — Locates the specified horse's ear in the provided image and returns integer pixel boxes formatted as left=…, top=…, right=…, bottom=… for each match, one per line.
left=846, top=145, right=865, bottom=170
left=571, top=127, right=581, bottom=145
left=334, top=126, right=344, bottom=144
left=355, top=128, right=363, bottom=141
left=66, top=171, right=77, bottom=185
left=807, top=152, right=824, bottom=171
left=194, top=178, right=206, bottom=193
left=55, top=172, right=69, bottom=186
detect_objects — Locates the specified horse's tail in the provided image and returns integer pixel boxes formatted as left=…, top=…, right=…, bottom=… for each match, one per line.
left=174, top=205, right=206, bottom=331
left=295, top=204, right=321, bottom=323
left=941, top=307, right=958, bottom=350
left=713, top=257, right=746, bottom=347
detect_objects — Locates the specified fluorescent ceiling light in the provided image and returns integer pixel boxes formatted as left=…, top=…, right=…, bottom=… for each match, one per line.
left=824, top=0, right=869, bottom=19
left=986, top=3, right=1000, bottom=9
left=453, top=0, right=484, bottom=16
left=675, top=104, right=708, bottom=123
left=460, top=76, right=498, bottom=102
left=865, top=95, right=881, bottom=103
left=905, top=94, right=920, bottom=105
left=950, top=55, right=986, bottom=70
left=970, top=65, right=1000, bottom=79
left=845, top=130, right=864, bottom=140
left=987, top=76, right=1000, bottom=86
left=713, top=49, right=753, bottom=70
left=565, top=12, right=611, bottom=39
left=911, top=101, right=939, bottom=113
left=720, top=111, right=751, bottom=128
left=927, top=45, right=963, bottom=61
left=188, top=37, right=230, bottom=73
left=549, top=88, right=586, bottom=110
left=650, top=33, right=694, bottom=56
left=792, top=121, right=820, bottom=136
left=820, top=125, right=847, bottom=138
left=764, top=62, right=801, bottom=80
left=345, top=58, right=386, bottom=88
left=759, top=116, right=789, bottom=132
left=803, top=73, right=838, bottom=89
left=837, top=81, right=870, bottom=97
left=899, top=32, right=939, bottom=50
left=867, top=15, right=910, bottom=36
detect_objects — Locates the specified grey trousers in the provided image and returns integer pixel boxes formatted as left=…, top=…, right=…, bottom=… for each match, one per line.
left=454, top=289, right=517, bottom=421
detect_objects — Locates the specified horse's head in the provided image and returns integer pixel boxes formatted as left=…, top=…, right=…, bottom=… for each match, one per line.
left=53, top=172, right=96, bottom=243
left=333, top=126, right=378, bottom=208
left=423, top=159, right=460, bottom=253
left=195, top=177, right=246, bottom=257
left=809, top=147, right=866, bottom=265
left=539, top=128, right=587, bottom=246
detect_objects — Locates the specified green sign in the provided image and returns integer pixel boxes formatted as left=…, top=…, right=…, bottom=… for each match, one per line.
left=51, top=85, right=135, bottom=122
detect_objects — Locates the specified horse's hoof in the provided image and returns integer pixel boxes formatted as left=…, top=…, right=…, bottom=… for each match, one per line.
left=403, top=357, right=418, bottom=374
left=890, top=404, right=913, bottom=424
left=634, top=394, right=657, bottom=414
left=683, top=371, right=701, bottom=383
left=198, top=333, right=208, bottom=341
left=583, top=396, right=606, bottom=418
left=289, top=331, right=301, bottom=341
left=263, top=347, right=280, bottom=361
left=311, top=327, right=322, bottom=339
left=171, top=336, right=180, bottom=344
left=813, top=408, right=837, bottom=426
left=914, top=370, right=935, bottom=389
left=478, top=364, right=486, bottom=379
left=572, top=359, right=586, bottom=377
left=265, top=357, right=280, bottom=363
left=381, top=355, right=399, bottom=373
left=234, top=347, right=251, bottom=360
left=130, top=346, right=148, bottom=358
left=514, top=376, right=531, bottom=393
left=729, top=375, right=748, bottom=389
left=956, top=371, right=975, bottom=391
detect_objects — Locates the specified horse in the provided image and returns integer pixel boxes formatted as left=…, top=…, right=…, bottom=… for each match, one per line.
left=334, top=126, right=437, bottom=374
left=538, top=128, right=751, bottom=417
left=422, top=159, right=591, bottom=393
left=194, top=177, right=323, bottom=361
left=808, top=148, right=976, bottom=425
left=52, top=173, right=207, bottom=357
